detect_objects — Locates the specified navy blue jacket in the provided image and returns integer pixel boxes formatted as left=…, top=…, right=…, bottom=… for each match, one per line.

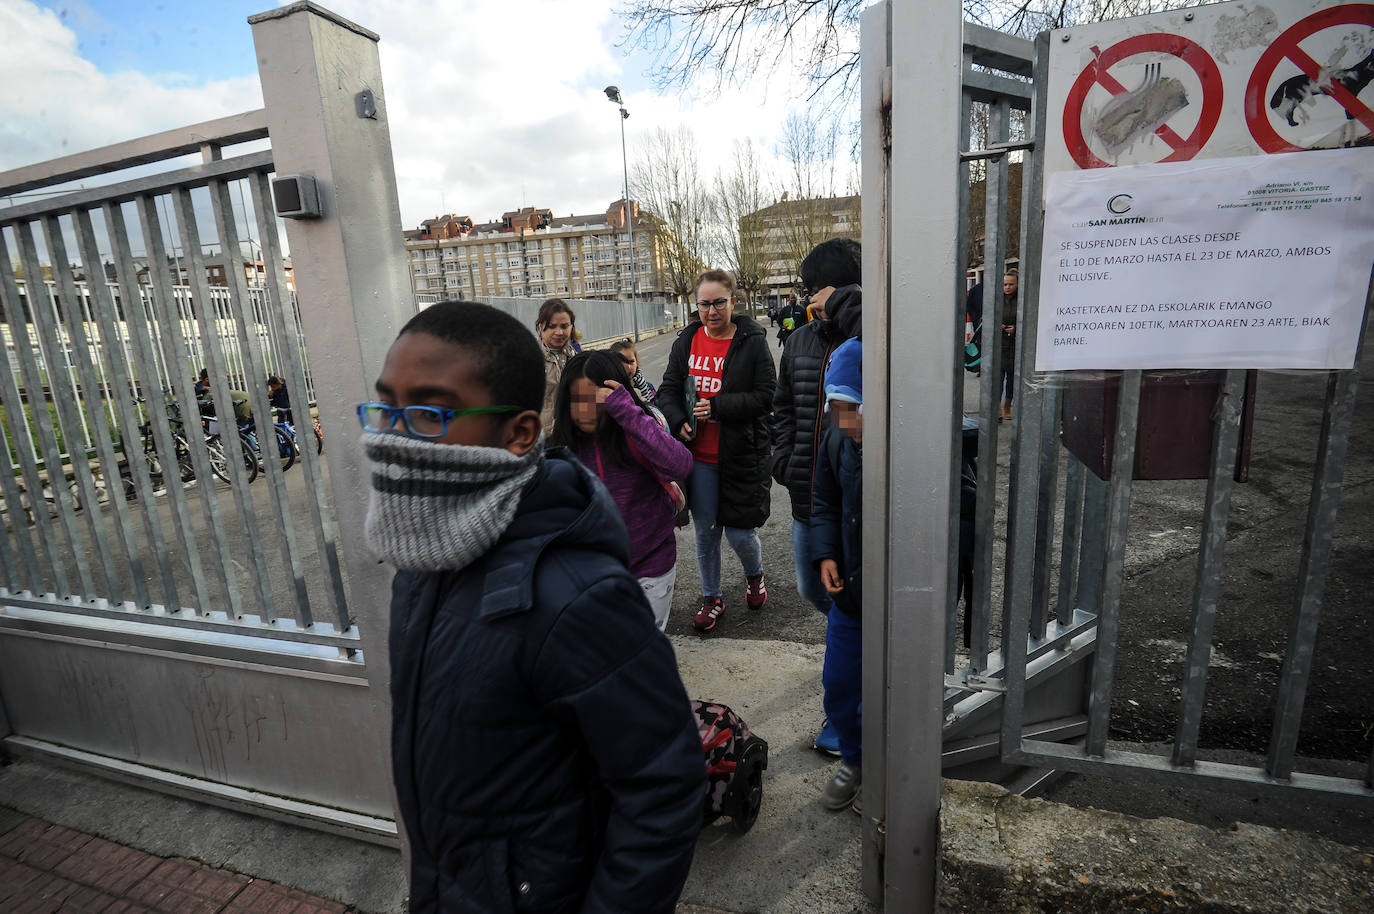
left=809, top=426, right=863, bottom=619
left=388, top=449, right=705, bottom=914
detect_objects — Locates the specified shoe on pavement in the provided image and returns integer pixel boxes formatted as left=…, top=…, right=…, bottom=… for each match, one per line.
left=745, top=572, right=768, bottom=610
left=813, top=718, right=841, bottom=757
left=822, top=763, right=861, bottom=810
left=693, top=596, right=724, bottom=633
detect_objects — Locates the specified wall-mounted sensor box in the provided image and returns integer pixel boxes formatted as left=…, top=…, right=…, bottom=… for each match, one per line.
left=272, top=175, right=322, bottom=219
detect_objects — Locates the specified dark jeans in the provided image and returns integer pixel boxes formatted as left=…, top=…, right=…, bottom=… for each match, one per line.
left=822, top=605, right=863, bottom=767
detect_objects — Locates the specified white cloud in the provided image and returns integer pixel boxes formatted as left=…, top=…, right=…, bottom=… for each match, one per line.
left=2, top=0, right=853, bottom=230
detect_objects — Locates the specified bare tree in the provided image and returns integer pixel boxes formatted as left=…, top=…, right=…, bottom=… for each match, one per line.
left=712, top=139, right=774, bottom=314
left=618, top=0, right=1205, bottom=103
left=774, top=112, right=849, bottom=286
left=629, top=126, right=712, bottom=314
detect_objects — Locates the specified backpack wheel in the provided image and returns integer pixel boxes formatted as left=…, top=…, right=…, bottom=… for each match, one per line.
left=729, top=739, right=768, bottom=833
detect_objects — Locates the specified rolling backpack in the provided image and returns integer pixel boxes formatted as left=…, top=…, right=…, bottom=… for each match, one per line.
left=692, top=699, right=769, bottom=833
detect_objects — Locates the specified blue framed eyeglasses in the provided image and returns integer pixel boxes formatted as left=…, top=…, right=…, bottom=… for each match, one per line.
left=357, top=402, right=522, bottom=439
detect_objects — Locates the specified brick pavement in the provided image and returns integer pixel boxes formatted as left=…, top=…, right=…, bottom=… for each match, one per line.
left=0, top=813, right=352, bottom=914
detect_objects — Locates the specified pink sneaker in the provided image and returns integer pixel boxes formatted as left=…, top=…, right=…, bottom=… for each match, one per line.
left=745, top=572, right=768, bottom=611
left=693, top=596, right=724, bottom=632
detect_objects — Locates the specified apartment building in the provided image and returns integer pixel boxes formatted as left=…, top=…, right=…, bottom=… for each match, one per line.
left=403, top=200, right=670, bottom=306
left=741, top=194, right=861, bottom=298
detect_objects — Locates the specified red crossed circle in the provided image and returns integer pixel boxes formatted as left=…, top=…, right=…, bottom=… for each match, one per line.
left=1063, top=33, right=1224, bottom=169
left=1244, top=4, right=1374, bottom=153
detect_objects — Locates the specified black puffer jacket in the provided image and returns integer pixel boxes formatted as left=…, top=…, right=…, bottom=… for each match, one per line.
left=771, top=285, right=861, bottom=521
left=658, top=314, right=776, bottom=530
left=389, top=450, right=704, bottom=914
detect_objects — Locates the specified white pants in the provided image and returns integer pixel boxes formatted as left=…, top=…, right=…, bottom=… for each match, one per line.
left=639, top=567, right=677, bottom=631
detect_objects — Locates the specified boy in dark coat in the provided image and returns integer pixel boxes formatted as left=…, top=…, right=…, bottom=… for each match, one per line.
left=772, top=237, right=861, bottom=754
left=360, top=300, right=704, bottom=914
left=810, top=337, right=865, bottom=812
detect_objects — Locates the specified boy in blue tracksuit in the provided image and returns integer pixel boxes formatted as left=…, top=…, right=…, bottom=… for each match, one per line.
left=809, top=337, right=865, bottom=811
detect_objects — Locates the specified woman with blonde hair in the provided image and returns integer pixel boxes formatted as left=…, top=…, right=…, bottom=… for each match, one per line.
left=535, top=297, right=582, bottom=433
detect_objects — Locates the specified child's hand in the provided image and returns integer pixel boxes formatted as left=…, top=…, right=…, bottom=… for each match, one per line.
left=595, top=380, right=621, bottom=406
left=820, top=559, right=844, bottom=594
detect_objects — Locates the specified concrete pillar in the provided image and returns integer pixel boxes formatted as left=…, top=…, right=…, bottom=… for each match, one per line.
left=249, top=0, right=411, bottom=838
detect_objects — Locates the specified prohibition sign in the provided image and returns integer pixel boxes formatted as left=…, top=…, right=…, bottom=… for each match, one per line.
left=1244, top=4, right=1374, bottom=154
left=1062, top=33, right=1223, bottom=169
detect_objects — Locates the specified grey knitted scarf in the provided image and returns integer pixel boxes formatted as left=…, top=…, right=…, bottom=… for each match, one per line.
left=362, top=433, right=544, bottom=572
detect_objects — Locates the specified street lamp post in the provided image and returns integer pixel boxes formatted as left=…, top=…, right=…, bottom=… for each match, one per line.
left=604, top=85, right=639, bottom=342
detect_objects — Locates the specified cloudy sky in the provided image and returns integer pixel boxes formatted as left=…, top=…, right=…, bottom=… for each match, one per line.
left=1, top=0, right=854, bottom=229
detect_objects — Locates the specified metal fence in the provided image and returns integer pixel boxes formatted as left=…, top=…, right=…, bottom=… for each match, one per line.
left=0, top=128, right=350, bottom=647
left=4, top=279, right=315, bottom=469
left=474, top=294, right=677, bottom=344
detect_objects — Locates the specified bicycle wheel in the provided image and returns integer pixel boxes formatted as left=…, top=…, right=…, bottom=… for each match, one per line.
left=173, top=434, right=196, bottom=482
left=275, top=427, right=298, bottom=472
left=238, top=433, right=261, bottom=483
left=206, top=436, right=233, bottom=484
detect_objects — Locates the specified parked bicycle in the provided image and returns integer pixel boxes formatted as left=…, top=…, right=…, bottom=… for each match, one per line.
left=118, top=396, right=245, bottom=497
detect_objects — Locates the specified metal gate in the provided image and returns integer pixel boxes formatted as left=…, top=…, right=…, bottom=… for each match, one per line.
left=0, top=5, right=410, bottom=843
left=864, top=0, right=1373, bottom=909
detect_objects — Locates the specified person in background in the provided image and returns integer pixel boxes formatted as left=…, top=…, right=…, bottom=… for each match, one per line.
left=550, top=350, right=691, bottom=631
left=360, top=300, right=703, bottom=913
left=658, top=269, right=776, bottom=634
left=999, top=271, right=1019, bottom=421
left=535, top=297, right=582, bottom=435
left=771, top=237, right=862, bottom=756
left=610, top=337, right=658, bottom=406
left=810, top=337, right=865, bottom=813
left=194, top=367, right=211, bottom=401
left=266, top=375, right=292, bottom=424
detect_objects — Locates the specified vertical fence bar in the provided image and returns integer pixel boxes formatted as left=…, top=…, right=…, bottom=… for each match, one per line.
left=249, top=172, right=351, bottom=631
left=0, top=400, right=43, bottom=592
left=1075, top=470, right=1107, bottom=614
left=207, top=177, right=308, bottom=625
left=134, top=193, right=230, bottom=615
left=1056, top=455, right=1085, bottom=625
left=1085, top=369, right=1142, bottom=756
left=0, top=232, right=60, bottom=594
left=171, top=186, right=277, bottom=621
left=1004, top=60, right=1049, bottom=648
left=948, top=67, right=974, bottom=676
left=1172, top=369, right=1246, bottom=767
left=40, top=214, right=125, bottom=603
left=882, top=0, right=958, bottom=903
left=11, top=221, right=95, bottom=598
left=1030, top=383, right=1060, bottom=637
left=969, top=99, right=1009, bottom=674
left=1267, top=290, right=1368, bottom=779
left=999, top=28, right=1050, bottom=762
left=859, top=2, right=891, bottom=899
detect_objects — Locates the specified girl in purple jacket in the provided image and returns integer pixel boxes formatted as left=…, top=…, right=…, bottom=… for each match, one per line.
left=550, top=351, right=692, bottom=630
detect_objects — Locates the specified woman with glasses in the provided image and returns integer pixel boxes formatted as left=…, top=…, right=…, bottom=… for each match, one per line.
left=658, top=269, right=776, bottom=634
left=535, top=298, right=583, bottom=435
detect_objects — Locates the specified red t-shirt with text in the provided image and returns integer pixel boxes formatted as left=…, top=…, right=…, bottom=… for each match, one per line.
left=686, top=328, right=732, bottom=463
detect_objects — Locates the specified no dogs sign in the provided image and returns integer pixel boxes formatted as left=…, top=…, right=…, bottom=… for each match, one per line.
left=1045, top=0, right=1374, bottom=171
left=1037, top=0, right=1374, bottom=371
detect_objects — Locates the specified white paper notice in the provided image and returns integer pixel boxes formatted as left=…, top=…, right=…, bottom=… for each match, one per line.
left=1036, top=147, right=1374, bottom=371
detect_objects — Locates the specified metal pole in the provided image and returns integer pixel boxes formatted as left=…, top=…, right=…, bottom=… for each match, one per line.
left=618, top=106, right=639, bottom=342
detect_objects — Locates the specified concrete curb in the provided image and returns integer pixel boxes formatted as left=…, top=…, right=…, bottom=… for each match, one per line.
left=940, top=779, right=1374, bottom=913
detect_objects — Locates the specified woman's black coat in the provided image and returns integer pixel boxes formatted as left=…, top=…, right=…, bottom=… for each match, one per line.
left=658, top=314, right=776, bottom=530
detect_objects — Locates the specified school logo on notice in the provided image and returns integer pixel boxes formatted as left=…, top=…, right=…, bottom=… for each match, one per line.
left=1107, top=193, right=1134, bottom=215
